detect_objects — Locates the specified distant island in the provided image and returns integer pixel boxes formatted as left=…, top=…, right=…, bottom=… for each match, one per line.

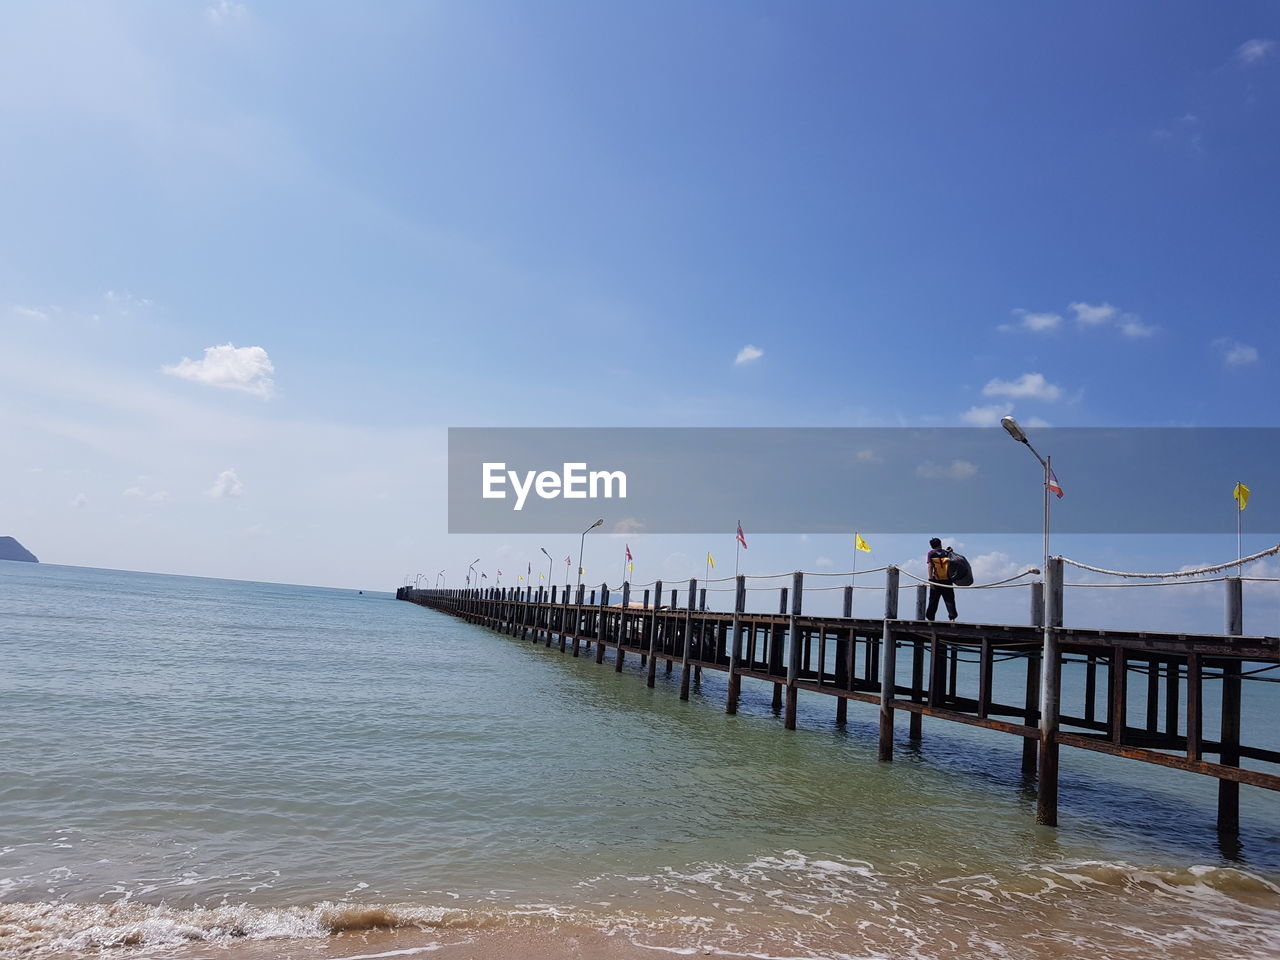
left=0, top=537, right=38, bottom=563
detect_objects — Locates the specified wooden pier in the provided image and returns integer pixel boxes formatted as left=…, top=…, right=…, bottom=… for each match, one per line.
left=397, top=562, right=1280, bottom=834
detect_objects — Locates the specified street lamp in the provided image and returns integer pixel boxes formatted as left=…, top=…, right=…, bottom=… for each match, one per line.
left=540, top=546, right=554, bottom=594
left=436, top=569, right=446, bottom=588
left=577, top=519, right=604, bottom=590
left=1000, top=416, right=1054, bottom=579
left=415, top=572, right=424, bottom=588
left=467, top=557, right=480, bottom=590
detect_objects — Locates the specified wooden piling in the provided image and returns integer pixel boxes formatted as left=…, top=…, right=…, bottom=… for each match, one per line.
left=616, top=582, right=630, bottom=671
left=1036, top=557, right=1063, bottom=826
left=726, top=575, right=745, bottom=714
left=785, top=572, right=803, bottom=730
left=646, top=580, right=663, bottom=688
left=596, top=584, right=609, bottom=664
left=836, top=585, right=852, bottom=725
left=1219, top=577, right=1244, bottom=834
left=679, top=578, right=697, bottom=700
left=878, top=566, right=900, bottom=762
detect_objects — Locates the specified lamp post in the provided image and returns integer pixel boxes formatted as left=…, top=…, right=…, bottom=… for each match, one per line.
left=577, top=519, right=604, bottom=590
left=1000, top=415, right=1062, bottom=825
left=1000, top=416, right=1052, bottom=579
left=436, top=569, right=445, bottom=588
left=540, top=547, right=553, bottom=594
left=467, top=557, right=480, bottom=591
left=415, top=573, right=424, bottom=588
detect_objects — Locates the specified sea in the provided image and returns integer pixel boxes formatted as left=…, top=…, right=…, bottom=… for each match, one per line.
left=2, top=561, right=1279, bottom=959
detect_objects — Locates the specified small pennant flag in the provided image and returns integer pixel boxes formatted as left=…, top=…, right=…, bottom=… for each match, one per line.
left=736, top=521, right=748, bottom=549
left=539, top=572, right=545, bottom=580
left=527, top=562, right=531, bottom=576
left=481, top=572, right=487, bottom=579
left=1048, top=468, right=1064, bottom=499
left=564, top=556, right=572, bottom=566
left=498, top=569, right=503, bottom=577
left=517, top=575, right=523, bottom=581
left=1234, top=482, right=1250, bottom=511
left=625, top=544, right=633, bottom=563
left=707, top=552, right=715, bottom=569
left=628, top=562, right=634, bottom=573
left=855, top=533, right=872, bottom=553
left=579, top=566, right=585, bottom=575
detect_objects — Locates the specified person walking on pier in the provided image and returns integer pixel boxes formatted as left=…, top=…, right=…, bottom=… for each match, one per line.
left=925, top=537, right=958, bottom=622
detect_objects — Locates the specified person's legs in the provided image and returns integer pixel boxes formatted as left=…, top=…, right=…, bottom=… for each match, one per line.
left=942, top=587, right=957, bottom=621
left=926, top=585, right=941, bottom=620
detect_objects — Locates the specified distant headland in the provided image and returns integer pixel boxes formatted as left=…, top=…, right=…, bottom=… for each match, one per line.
left=0, top=537, right=38, bottom=563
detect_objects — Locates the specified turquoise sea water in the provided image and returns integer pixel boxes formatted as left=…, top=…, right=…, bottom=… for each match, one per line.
left=2, top=561, right=1279, bottom=958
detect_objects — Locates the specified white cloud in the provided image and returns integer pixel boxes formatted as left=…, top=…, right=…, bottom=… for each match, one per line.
left=917, top=459, right=978, bottom=481
left=10, top=305, right=50, bottom=323
left=982, top=373, right=1062, bottom=402
left=734, top=344, right=764, bottom=365
left=612, top=518, right=645, bottom=535
left=1025, top=416, right=1052, bottom=428
left=1003, top=309, right=1061, bottom=333
left=104, top=290, right=153, bottom=310
left=1237, top=38, right=1276, bottom=65
left=855, top=448, right=883, bottom=464
left=1119, top=316, right=1155, bottom=338
left=960, top=403, right=1013, bottom=427
left=124, top=485, right=168, bottom=502
left=1215, top=338, right=1259, bottom=366
left=164, top=344, right=275, bottom=398
left=208, top=468, right=244, bottom=499
left=814, top=556, right=833, bottom=569
left=206, top=1, right=248, bottom=24
left=70, top=492, right=87, bottom=509
left=1069, top=302, right=1117, bottom=326
left=1068, top=301, right=1154, bottom=338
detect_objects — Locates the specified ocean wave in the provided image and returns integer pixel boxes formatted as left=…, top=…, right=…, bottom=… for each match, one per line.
left=0, top=900, right=473, bottom=956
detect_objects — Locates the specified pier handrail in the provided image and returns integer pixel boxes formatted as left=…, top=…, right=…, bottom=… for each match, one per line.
left=1058, top=541, right=1280, bottom=579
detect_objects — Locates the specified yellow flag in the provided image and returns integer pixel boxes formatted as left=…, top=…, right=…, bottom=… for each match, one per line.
left=628, top=562, right=634, bottom=572
left=1234, top=482, right=1250, bottom=511
left=707, top=552, right=715, bottom=568
left=855, top=533, right=872, bottom=553
left=539, top=572, right=545, bottom=580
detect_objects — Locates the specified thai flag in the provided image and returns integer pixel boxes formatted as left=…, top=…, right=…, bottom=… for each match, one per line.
left=1048, top=469, right=1064, bottom=499
left=736, top=521, right=748, bottom=549
left=625, top=544, right=633, bottom=562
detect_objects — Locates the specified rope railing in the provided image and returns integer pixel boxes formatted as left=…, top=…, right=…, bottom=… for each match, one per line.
left=894, top=567, right=1042, bottom=590
left=1059, top=542, right=1280, bottom=580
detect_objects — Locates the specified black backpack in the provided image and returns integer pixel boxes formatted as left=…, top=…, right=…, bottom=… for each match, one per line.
left=948, top=552, right=973, bottom=587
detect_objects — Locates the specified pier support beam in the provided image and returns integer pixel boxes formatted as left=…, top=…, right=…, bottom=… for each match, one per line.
left=1219, top=577, right=1244, bottom=835
left=835, top=586, right=852, bottom=726
left=646, top=580, right=663, bottom=688
left=785, top=572, right=804, bottom=730
left=726, top=576, right=746, bottom=714
left=1036, top=558, right=1063, bottom=826
left=616, top=582, right=630, bottom=671
left=679, top=579, right=697, bottom=700
left=878, top=566, right=900, bottom=762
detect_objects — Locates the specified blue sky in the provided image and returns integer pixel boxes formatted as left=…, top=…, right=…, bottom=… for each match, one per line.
left=2, top=2, right=1278, bottom=628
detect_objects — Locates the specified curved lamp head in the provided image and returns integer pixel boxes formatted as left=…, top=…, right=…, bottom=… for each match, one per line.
left=1000, top=416, right=1028, bottom=444
left=591, top=518, right=604, bottom=529
left=540, top=547, right=551, bottom=559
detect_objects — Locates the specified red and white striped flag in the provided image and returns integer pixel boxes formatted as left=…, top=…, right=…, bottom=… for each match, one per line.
left=736, top=521, right=748, bottom=549
left=1048, top=468, right=1064, bottom=499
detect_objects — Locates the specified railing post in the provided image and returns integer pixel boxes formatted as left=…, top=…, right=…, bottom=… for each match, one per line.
left=915, top=584, right=927, bottom=621
left=879, top=566, right=900, bottom=761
